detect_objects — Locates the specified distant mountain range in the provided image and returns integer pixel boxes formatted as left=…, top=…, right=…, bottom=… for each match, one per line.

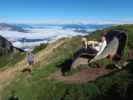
left=62, top=24, right=112, bottom=30
left=0, top=23, right=27, bottom=32
left=21, top=23, right=112, bottom=30
left=0, top=23, right=112, bottom=32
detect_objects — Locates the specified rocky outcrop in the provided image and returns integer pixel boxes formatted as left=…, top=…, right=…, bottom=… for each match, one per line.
left=0, top=35, right=14, bottom=56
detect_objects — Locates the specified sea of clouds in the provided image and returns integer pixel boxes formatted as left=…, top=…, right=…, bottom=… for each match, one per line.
left=0, top=25, right=104, bottom=51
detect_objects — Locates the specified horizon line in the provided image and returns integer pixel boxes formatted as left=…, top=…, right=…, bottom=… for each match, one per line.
left=1, top=18, right=133, bottom=25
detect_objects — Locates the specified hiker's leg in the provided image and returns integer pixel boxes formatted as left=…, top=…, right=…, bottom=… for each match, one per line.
left=27, top=61, right=33, bottom=73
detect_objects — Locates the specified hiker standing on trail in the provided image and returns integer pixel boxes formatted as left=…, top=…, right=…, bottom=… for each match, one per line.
left=26, top=51, right=34, bottom=71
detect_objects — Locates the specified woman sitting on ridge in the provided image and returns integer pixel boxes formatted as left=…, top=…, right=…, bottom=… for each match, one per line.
left=82, top=33, right=107, bottom=56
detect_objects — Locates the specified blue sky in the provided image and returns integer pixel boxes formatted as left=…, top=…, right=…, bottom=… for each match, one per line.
left=0, top=0, right=133, bottom=24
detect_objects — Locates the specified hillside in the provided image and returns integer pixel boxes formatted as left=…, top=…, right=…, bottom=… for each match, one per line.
left=0, top=35, right=25, bottom=69
left=0, top=35, right=14, bottom=56
left=0, top=24, right=133, bottom=100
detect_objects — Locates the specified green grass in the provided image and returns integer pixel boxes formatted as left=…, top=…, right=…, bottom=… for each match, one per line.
left=32, top=43, right=48, bottom=54
left=0, top=52, right=26, bottom=69
left=3, top=62, right=133, bottom=100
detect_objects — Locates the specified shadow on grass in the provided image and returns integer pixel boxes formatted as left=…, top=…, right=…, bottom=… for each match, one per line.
left=56, top=58, right=73, bottom=76
left=126, top=60, right=133, bottom=75
left=8, top=90, right=19, bottom=100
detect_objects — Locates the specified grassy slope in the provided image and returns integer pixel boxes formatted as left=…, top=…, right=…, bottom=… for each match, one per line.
left=1, top=25, right=133, bottom=100
left=0, top=52, right=26, bottom=69
left=0, top=42, right=48, bottom=70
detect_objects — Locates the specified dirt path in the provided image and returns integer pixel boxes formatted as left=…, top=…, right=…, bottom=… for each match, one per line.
left=48, top=67, right=113, bottom=84
left=0, top=39, right=65, bottom=99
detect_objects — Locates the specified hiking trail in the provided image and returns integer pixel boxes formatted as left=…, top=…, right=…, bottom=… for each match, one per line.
left=0, top=39, right=65, bottom=99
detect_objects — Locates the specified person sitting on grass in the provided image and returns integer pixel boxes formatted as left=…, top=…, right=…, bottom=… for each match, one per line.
left=82, top=33, right=107, bottom=56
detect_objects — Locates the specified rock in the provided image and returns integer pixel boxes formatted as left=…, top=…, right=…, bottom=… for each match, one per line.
left=0, top=35, right=14, bottom=56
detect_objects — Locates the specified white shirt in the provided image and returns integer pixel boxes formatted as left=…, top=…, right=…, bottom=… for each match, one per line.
left=94, top=40, right=107, bottom=56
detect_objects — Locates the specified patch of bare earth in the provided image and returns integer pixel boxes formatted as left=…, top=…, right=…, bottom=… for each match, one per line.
left=48, top=67, right=113, bottom=84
